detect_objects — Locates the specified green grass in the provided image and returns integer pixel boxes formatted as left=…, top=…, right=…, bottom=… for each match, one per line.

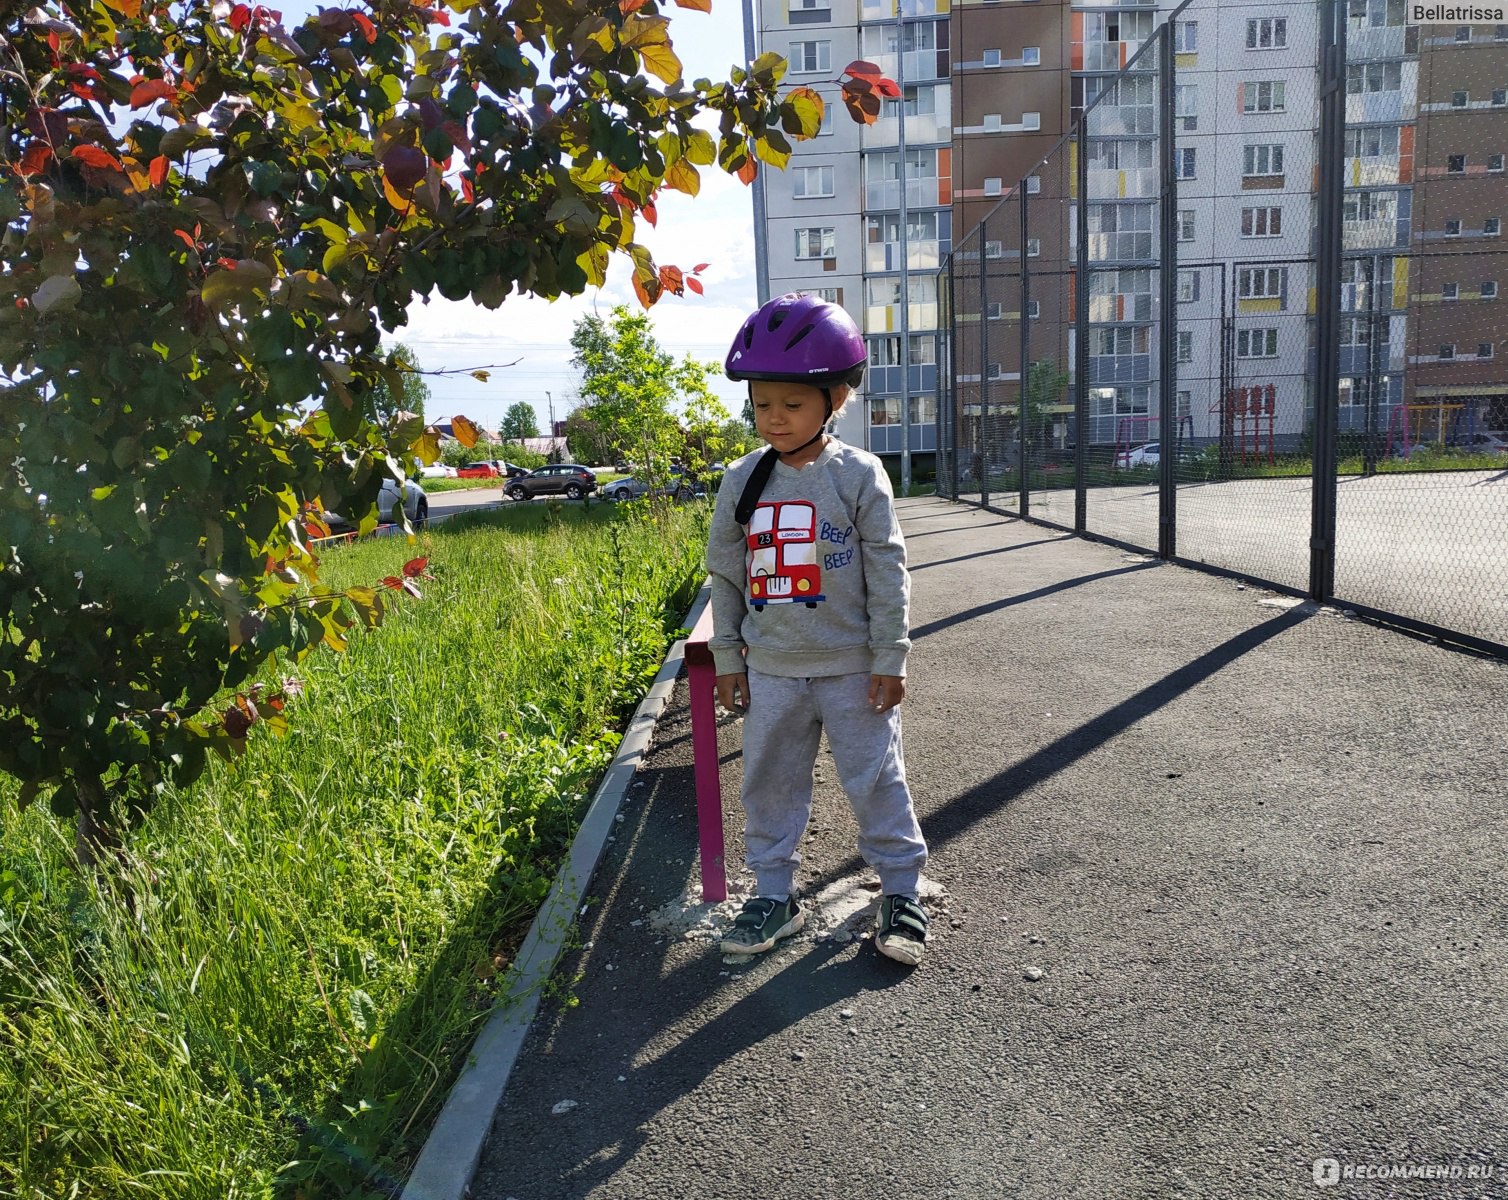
left=0, top=502, right=709, bottom=1198
left=417, top=476, right=502, bottom=494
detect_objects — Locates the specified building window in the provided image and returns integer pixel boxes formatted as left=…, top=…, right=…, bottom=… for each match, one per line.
left=1026, top=175, right=1042, bottom=194
left=802, top=287, right=842, bottom=303
left=869, top=336, right=902, bottom=367
left=1497, top=24, right=1508, bottom=38
left=1022, top=46, right=1041, bottom=65
left=1445, top=219, right=1462, bottom=236
left=1027, top=299, right=1040, bottom=319
left=1241, top=206, right=1283, bottom=237
left=1341, top=316, right=1371, bottom=346
left=1490, top=154, right=1505, bottom=172
left=1345, top=127, right=1400, bottom=158
left=869, top=397, right=900, bottom=426
left=1452, top=90, right=1468, bottom=108
left=790, top=40, right=831, bottom=73
left=985, top=239, right=1003, bottom=258
left=1480, top=343, right=1496, bottom=358
left=1448, top=155, right=1466, bottom=175
left=1347, top=62, right=1402, bottom=94
left=983, top=177, right=1002, bottom=197
left=1243, top=81, right=1286, bottom=113
left=1237, top=328, right=1279, bottom=358
left=794, top=227, right=836, bottom=258
left=1494, top=90, right=1508, bottom=106
left=1455, top=25, right=1470, bottom=42
left=1175, top=83, right=1199, bottom=131
left=1177, top=331, right=1194, bottom=363
left=1487, top=217, right=1502, bottom=235
left=987, top=362, right=1005, bottom=380
left=1177, top=209, right=1196, bottom=242
left=1243, top=143, right=1285, bottom=177
left=1238, top=266, right=1286, bottom=299
left=1443, top=282, right=1459, bottom=300
left=1175, top=148, right=1197, bottom=179
left=1344, top=191, right=1398, bottom=225
left=1178, top=270, right=1200, bottom=301
left=1247, top=17, right=1288, bottom=48
left=1483, top=281, right=1500, bottom=298
left=1026, top=238, right=1041, bottom=257
left=1173, top=20, right=1197, bottom=52
left=1023, top=111, right=1041, bottom=130
left=987, top=301, right=1004, bottom=320
left=1092, top=327, right=1151, bottom=357
left=794, top=165, right=835, bottom=198
left=982, top=48, right=1002, bottom=67
left=791, top=0, right=830, bottom=9
left=1439, top=343, right=1456, bottom=359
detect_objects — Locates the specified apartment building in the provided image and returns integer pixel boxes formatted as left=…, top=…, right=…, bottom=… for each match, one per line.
left=755, top=0, right=1508, bottom=462
left=1403, top=21, right=1508, bottom=437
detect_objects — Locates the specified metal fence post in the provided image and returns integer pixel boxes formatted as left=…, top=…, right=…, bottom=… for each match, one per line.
left=979, top=225, right=990, bottom=511
left=1157, top=21, right=1178, bottom=560
left=1075, top=119, right=1088, bottom=532
left=1310, top=0, right=1345, bottom=601
left=1019, top=184, right=1031, bottom=517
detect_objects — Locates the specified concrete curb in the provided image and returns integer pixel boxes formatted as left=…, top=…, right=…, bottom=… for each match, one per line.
left=398, top=584, right=712, bottom=1200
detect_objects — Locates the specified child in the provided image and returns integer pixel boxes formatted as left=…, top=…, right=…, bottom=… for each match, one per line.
left=707, top=293, right=930, bottom=966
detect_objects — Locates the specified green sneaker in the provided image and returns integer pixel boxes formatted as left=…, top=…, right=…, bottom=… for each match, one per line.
left=876, top=894, right=928, bottom=966
left=720, top=895, right=805, bottom=955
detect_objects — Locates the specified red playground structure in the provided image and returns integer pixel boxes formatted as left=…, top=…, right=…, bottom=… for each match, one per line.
left=1214, top=384, right=1277, bottom=466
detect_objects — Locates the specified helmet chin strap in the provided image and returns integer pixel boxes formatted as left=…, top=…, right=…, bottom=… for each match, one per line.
left=785, top=387, right=834, bottom=457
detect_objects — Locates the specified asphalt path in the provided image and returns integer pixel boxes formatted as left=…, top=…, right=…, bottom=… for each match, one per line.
left=471, top=495, right=1508, bottom=1200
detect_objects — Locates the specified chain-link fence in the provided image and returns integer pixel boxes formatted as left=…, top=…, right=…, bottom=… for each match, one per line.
left=937, top=0, right=1508, bottom=657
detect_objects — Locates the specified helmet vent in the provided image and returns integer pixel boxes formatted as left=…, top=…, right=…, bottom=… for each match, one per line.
left=741, top=320, right=754, bottom=349
left=784, top=322, right=816, bottom=351
left=768, top=306, right=789, bottom=332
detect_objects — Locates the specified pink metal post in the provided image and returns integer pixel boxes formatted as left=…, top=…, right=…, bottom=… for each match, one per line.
left=684, top=603, right=728, bottom=902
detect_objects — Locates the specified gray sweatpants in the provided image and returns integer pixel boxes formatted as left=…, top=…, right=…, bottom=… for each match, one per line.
left=739, top=668, right=928, bottom=899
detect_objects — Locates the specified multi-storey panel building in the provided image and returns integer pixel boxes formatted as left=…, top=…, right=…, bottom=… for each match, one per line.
left=754, top=0, right=1508, bottom=465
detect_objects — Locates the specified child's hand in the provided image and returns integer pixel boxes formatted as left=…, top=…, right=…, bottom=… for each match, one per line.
left=868, top=675, right=905, bottom=714
left=716, top=671, right=751, bottom=714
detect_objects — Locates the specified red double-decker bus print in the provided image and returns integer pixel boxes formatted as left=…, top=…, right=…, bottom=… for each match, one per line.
left=747, top=501, right=824, bottom=608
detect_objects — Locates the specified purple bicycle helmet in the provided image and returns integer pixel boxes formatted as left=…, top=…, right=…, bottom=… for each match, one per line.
left=725, top=293, right=866, bottom=389
left=726, top=294, right=867, bottom=525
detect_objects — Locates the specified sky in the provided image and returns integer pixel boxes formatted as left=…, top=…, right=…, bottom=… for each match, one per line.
left=279, top=1, right=762, bottom=436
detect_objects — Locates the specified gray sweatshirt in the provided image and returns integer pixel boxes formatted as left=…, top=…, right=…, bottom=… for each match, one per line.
left=706, top=440, right=911, bottom=679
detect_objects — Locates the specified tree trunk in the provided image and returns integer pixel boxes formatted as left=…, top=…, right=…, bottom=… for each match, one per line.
left=74, top=777, right=109, bottom=872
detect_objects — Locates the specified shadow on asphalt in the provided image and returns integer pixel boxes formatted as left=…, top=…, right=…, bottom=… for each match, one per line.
left=797, top=605, right=1313, bottom=903
left=909, top=535, right=1074, bottom=572
left=910, top=562, right=1159, bottom=640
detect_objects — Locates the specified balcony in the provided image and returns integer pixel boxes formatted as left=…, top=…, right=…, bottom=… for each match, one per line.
left=866, top=239, right=945, bottom=272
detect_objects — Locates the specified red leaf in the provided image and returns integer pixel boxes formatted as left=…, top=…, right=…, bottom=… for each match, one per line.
left=686, top=275, right=704, bottom=295
left=736, top=157, right=758, bottom=185
left=382, top=575, right=404, bottom=590
left=402, top=556, right=429, bottom=578
left=642, top=199, right=658, bottom=227
left=442, top=119, right=471, bottom=154
left=351, top=11, right=377, bottom=41
left=620, top=0, right=649, bottom=11
left=26, top=107, right=68, bottom=146
left=18, top=142, right=52, bottom=177
left=71, top=145, right=123, bottom=172
left=149, top=155, right=169, bottom=188
left=693, top=262, right=709, bottom=272
left=461, top=174, right=475, bottom=204
left=130, top=79, right=177, bottom=109
left=418, top=7, right=450, bottom=24
left=229, top=3, right=252, bottom=31
left=632, top=272, right=662, bottom=310
left=659, top=265, right=684, bottom=296
left=173, top=228, right=198, bottom=250
left=874, top=77, right=902, bottom=98
left=842, top=59, right=884, bottom=84
left=841, top=80, right=882, bottom=125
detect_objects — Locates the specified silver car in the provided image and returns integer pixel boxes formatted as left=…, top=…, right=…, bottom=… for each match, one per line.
left=322, top=478, right=428, bottom=530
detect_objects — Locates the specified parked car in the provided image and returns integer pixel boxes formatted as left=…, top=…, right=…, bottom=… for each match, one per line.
left=322, top=478, right=427, bottom=530
left=1118, top=442, right=1160, bottom=469
left=1452, top=432, right=1508, bottom=456
left=605, top=476, right=652, bottom=502
left=419, top=463, right=457, bottom=479
left=456, top=461, right=500, bottom=478
left=505, top=463, right=598, bottom=500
